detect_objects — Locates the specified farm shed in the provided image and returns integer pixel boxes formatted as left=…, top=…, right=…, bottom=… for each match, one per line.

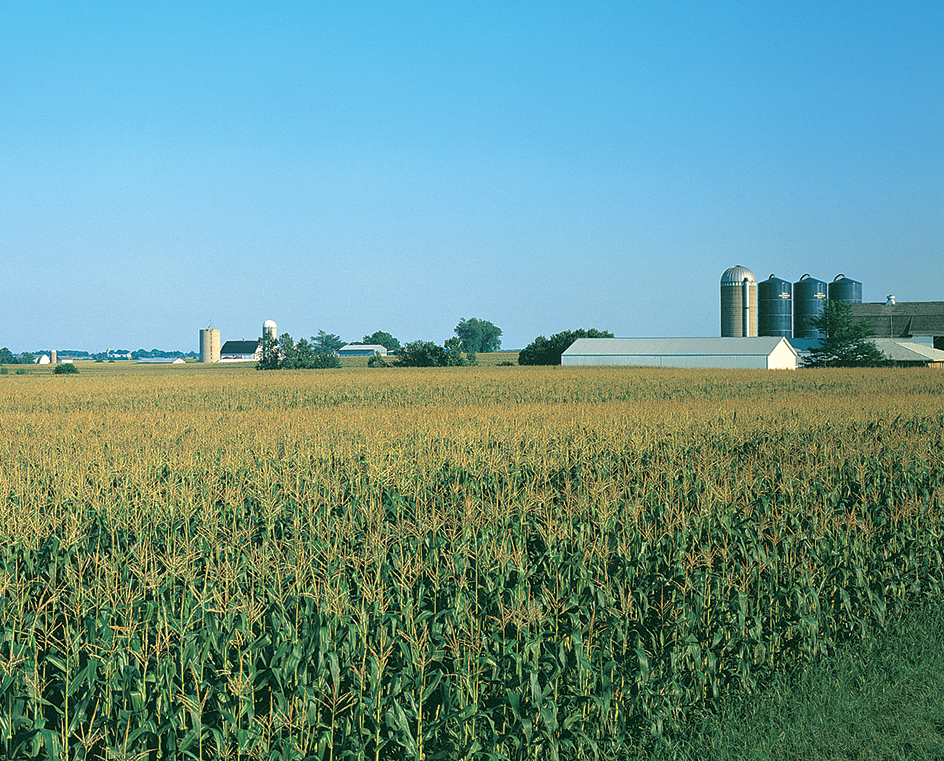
left=561, top=337, right=798, bottom=370
left=338, top=344, right=388, bottom=357
left=872, top=340, right=944, bottom=368
left=137, top=357, right=185, bottom=364
left=220, top=340, right=261, bottom=362
left=851, top=301, right=944, bottom=348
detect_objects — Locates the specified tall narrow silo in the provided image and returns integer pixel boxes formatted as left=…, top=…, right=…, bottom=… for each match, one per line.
left=721, top=265, right=757, bottom=337
left=758, top=275, right=792, bottom=337
left=828, top=274, right=862, bottom=303
left=200, top=329, right=221, bottom=363
left=793, top=274, right=827, bottom=339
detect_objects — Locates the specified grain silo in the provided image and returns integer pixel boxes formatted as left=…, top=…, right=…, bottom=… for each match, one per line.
left=721, top=265, right=758, bottom=337
left=793, top=274, right=828, bottom=339
left=828, top=274, right=862, bottom=304
left=199, top=329, right=221, bottom=363
left=758, top=275, right=792, bottom=338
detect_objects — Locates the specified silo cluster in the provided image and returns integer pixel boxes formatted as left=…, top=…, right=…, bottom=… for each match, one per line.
left=721, top=268, right=862, bottom=339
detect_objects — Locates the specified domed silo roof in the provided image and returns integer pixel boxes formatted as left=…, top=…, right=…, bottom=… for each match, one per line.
left=720, top=266, right=758, bottom=336
left=263, top=319, right=277, bottom=329
left=721, top=265, right=757, bottom=285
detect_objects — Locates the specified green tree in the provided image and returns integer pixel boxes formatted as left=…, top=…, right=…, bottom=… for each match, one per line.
left=277, top=333, right=299, bottom=369
left=53, top=363, right=79, bottom=374
left=518, top=328, right=614, bottom=365
left=454, top=318, right=502, bottom=353
left=255, top=335, right=280, bottom=370
left=310, top=351, right=341, bottom=369
left=396, top=341, right=447, bottom=367
left=257, top=332, right=342, bottom=370
left=313, top=330, right=345, bottom=354
left=293, top=337, right=315, bottom=368
left=803, top=300, right=891, bottom=368
left=18, top=353, right=35, bottom=365
left=0, top=347, right=14, bottom=364
left=444, top=337, right=475, bottom=366
left=395, top=340, right=473, bottom=367
left=362, top=331, right=401, bottom=353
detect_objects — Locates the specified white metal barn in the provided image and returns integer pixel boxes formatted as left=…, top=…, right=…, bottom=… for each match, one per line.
left=561, top=337, right=798, bottom=370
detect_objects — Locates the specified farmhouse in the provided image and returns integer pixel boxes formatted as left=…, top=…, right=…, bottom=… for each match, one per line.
left=561, top=337, right=798, bottom=370
left=338, top=344, right=388, bottom=357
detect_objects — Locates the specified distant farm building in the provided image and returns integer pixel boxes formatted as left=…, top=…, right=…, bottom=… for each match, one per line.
left=851, top=301, right=944, bottom=350
left=219, top=340, right=261, bottom=362
left=338, top=344, right=388, bottom=357
left=561, top=337, right=798, bottom=370
left=872, top=340, right=944, bottom=368
left=137, top=357, right=186, bottom=364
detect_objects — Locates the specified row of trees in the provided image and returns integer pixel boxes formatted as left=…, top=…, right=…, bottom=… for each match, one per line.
left=257, top=320, right=502, bottom=370
left=256, top=304, right=889, bottom=371
left=0, top=348, right=35, bottom=365
left=257, top=334, right=341, bottom=370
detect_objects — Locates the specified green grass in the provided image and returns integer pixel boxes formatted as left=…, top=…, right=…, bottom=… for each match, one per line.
left=660, top=602, right=944, bottom=761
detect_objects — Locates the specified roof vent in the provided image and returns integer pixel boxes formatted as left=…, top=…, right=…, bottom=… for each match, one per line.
left=886, top=295, right=896, bottom=305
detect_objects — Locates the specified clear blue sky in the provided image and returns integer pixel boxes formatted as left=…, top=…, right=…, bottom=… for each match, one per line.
left=3, top=1, right=941, bottom=352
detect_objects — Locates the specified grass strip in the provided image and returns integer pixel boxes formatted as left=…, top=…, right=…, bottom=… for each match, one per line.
left=668, top=602, right=944, bottom=761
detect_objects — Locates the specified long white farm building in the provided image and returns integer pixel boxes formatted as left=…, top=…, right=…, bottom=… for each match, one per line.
left=561, top=337, right=798, bottom=370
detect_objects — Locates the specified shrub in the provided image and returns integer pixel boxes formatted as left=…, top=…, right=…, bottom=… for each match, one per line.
left=310, top=351, right=341, bottom=369
left=518, top=328, right=614, bottom=365
left=54, top=363, right=79, bottom=374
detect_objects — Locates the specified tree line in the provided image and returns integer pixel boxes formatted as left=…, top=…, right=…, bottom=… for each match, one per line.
left=256, top=319, right=503, bottom=370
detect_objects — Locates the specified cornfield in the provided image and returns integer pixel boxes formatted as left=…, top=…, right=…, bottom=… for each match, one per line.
left=2, top=364, right=943, bottom=759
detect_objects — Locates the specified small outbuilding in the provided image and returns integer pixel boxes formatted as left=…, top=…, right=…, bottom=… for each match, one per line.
left=561, top=337, right=798, bottom=370
left=137, top=357, right=186, bottom=364
left=338, top=344, right=388, bottom=357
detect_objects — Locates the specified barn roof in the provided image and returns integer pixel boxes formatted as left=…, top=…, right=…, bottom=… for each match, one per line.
left=220, top=340, right=260, bottom=354
left=872, top=340, right=944, bottom=364
left=563, top=337, right=796, bottom=357
left=851, top=302, right=944, bottom=337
